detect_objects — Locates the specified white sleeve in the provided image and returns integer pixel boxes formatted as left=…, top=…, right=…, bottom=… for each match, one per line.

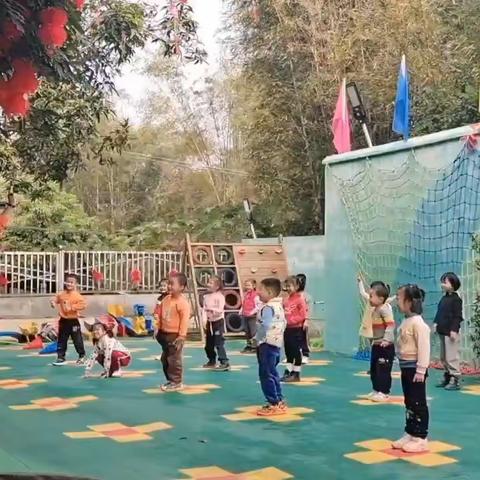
left=358, top=279, right=369, bottom=300
left=103, top=337, right=115, bottom=376
left=84, top=346, right=98, bottom=372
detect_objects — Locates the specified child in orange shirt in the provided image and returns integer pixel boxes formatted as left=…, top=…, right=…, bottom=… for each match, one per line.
left=51, top=274, right=87, bottom=366
left=155, top=273, right=191, bottom=391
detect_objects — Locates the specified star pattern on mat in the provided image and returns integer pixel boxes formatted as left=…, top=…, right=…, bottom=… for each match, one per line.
left=121, top=370, right=156, bottom=378
left=461, top=385, right=480, bottom=396
left=10, top=395, right=97, bottom=412
left=144, top=384, right=221, bottom=395
left=64, top=421, right=172, bottom=443
left=177, top=466, right=293, bottom=479
left=354, top=371, right=401, bottom=379
left=351, top=394, right=405, bottom=406
left=0, top=378, right=47, bottom=390
left=190, top=365, right=249, bottom=372
left=222, top=405, right=314, bottom=423
left=257, top=377, right=325, bottom=387
left=345, top=438, right=461, bottom=467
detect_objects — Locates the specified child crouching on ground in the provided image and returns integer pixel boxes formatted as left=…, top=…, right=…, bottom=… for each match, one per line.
left=255, top=277, right=287, bottom=416
left=393, top=284, right=431, bottom=453
left=84, top=321, right=131, bottom=378
left=358, top=276, right=396, bottom=401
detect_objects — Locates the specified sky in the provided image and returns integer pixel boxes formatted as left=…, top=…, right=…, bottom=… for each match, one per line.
left=115, top=0, right=223, bottom=121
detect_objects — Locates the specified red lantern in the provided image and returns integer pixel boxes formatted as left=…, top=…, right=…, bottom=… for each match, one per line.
left=38, top=24, right=68, bottom=49
left=39, top=8, right=69, bottom=27
left=2, top=93, right=30, bottom=117
left=11, top=59, right=39, bottom=95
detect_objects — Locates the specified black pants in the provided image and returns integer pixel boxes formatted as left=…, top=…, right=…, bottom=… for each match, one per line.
left=156, top=331, right=183, bottom=384
left=370, top=343, right=395, bottom=394
left=205, top=320, right=228, bottom=364
left=401, top=367, right=429, bottom=439
left=284, top=327, right=303, bottom=367
left=57, top=318, right=85, bottom=359
left=244, top=315, right=257, bottom=347
left=301, top=327, right=310, bottom=356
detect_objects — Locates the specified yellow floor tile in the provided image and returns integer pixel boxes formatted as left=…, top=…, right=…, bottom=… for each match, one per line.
left=64, top=431, right=103, bottom=439
left=344, top=450, right=396, bottom=464
left=428, top=441, right=461, bottom=453
left=10, top=404, right=39, bottom=411
left=180, top=466, right=232, bottom=478
left=403, top=453, right=458, bottom=467
left=112, top=433, right=151, bottom=443
left=355, top=438, right=393, bottom=451
left=222, top=412, right=258, bottom=421
left=135, top=422, right=172, bottom=433
left=244, top=467, right=293, bottom=480
left=89, top=422, right=125, bottom=432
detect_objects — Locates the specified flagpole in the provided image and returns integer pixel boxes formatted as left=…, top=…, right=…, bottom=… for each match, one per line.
left=361, top=123, right=373, bottom=148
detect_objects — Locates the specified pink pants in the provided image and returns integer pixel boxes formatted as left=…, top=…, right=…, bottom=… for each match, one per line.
left=97, top=351, right=131, bottom=376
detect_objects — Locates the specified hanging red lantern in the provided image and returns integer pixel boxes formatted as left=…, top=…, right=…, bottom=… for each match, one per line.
left=11, top=59, right=39, bottom=95
left=39, top=8, right=69, bottom=27
left=2, top=93, right=30, bottom=117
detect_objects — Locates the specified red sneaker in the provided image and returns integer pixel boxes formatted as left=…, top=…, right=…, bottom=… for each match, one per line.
left=256, top=403, right=286, bottom=416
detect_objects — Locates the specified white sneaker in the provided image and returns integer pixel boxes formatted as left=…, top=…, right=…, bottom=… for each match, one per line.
left=371, top=392, right=390, bottom=402
left=302, top=356, right=309, bottom=365
left=366, top=391, right=377, bottom=399
left=111, top=369, right=123, bottom=378
left=392, top=433, right=413, bottom=449
left=282, top=358, right=287, bottom=364
left=402, top=437, right=429, bottom=453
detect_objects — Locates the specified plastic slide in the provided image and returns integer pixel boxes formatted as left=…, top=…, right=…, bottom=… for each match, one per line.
left=40, top=342, right=58, bottom=355
left=117, top=317, right=138, bottom=337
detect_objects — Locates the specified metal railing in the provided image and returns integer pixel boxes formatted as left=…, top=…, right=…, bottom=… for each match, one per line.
left=0, top=251, right=183, bottom=295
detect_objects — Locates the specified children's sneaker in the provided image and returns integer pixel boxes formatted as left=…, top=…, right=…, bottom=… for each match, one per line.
left=436, top=374, right=450, bottom=388
left=111, top=369, right=123, bottom=378
left=161, top=382, right=184, bottom=392
left=284, top=372, right=300, bottom=383
left=278, top=400, right=288, bottom=412
left=371, top=392, right=390, bottom=402
left=280, top=370, right=292, bottom=382
left=402, top=437, right=429, bottom=453
left=202, top=362, right=216, bottom=369
left=52, top=358, right=66, bottom=366
left=302, top=356, right=309, bottom=365
left=214, top=363, right=230, bottom=372
left=256, top=404, right=285, bottom=417
left=392, top=434, right=413, bottom=449
left=444, top=377, right=461, bottom=391
left=366, top=391, right=377, bottom=399
left=76, top=357, right=86, bottom=366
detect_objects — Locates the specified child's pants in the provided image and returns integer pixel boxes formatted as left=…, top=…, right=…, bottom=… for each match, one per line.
left=284, top=327, right=303, bottom=369
left=205, top=319, right=228, bottom=364
left=156, top=331, right=183, bottom=384
left=301, top=327, right=310, bottom=357
left=401, top=367, right=429, bottom=439
left=370, top=343, right=395, bottom=394
left=97, top=351, right=131, bottom=377
left=243, top=315, right=257, bottom=347
left=257, top=343, right=283, bottom=405
left=439, top=334, right=461, bottom=378
left=57, top=318, right=85, bottom=360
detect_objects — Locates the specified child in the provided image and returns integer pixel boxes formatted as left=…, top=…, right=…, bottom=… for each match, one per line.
left=255, top=277, right=287, bottom=416
left=202, top=275, right=230, bottom=371
left=296, top=273, right=311, bottom=364
left=433, top=272, right=463, bottom=390
left=241, top=279, right=261, bottom=353
left=157, top=278, right=169, bottom=303
left=84, top=321, right=131, bottom=378
left=155, top=273, right=191, bottom=391
left=282, top=276, right=308, bottom=382
left=358, top=277, right=395, bottom=402
left=393, top=284, right=430, bottom=453
left=51, top=274, right=87, bottom=366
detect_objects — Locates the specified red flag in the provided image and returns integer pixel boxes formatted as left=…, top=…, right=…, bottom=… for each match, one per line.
left=332, top=78, right=351, bottom=154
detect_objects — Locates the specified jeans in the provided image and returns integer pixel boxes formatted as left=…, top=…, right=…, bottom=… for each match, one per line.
left=370, top=343, right=395, bottom=394
left=156, top=331, right=184, bottom=384
left=205, top=319, right=228, bottom=364
left=401, top=367, right=429, bottom=439
left=284, top=327, right=303, bottom=367
left=57, top=318, right=85, bottom=359
left=244, top=315, right=257, bottom=347
left=257, top=343, right=283, bottom=405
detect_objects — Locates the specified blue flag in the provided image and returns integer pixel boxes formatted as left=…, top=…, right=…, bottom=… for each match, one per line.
left=392, top=55, right=410, bottom=139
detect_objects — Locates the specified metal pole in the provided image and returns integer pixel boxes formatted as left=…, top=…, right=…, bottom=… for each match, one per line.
left=361, top=123, right=373, bottom=148
left=249, top=222, right=257, bottom=239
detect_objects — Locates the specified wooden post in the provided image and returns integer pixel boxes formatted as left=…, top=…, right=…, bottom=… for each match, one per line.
left=185, top=233, right=204, bottom=343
